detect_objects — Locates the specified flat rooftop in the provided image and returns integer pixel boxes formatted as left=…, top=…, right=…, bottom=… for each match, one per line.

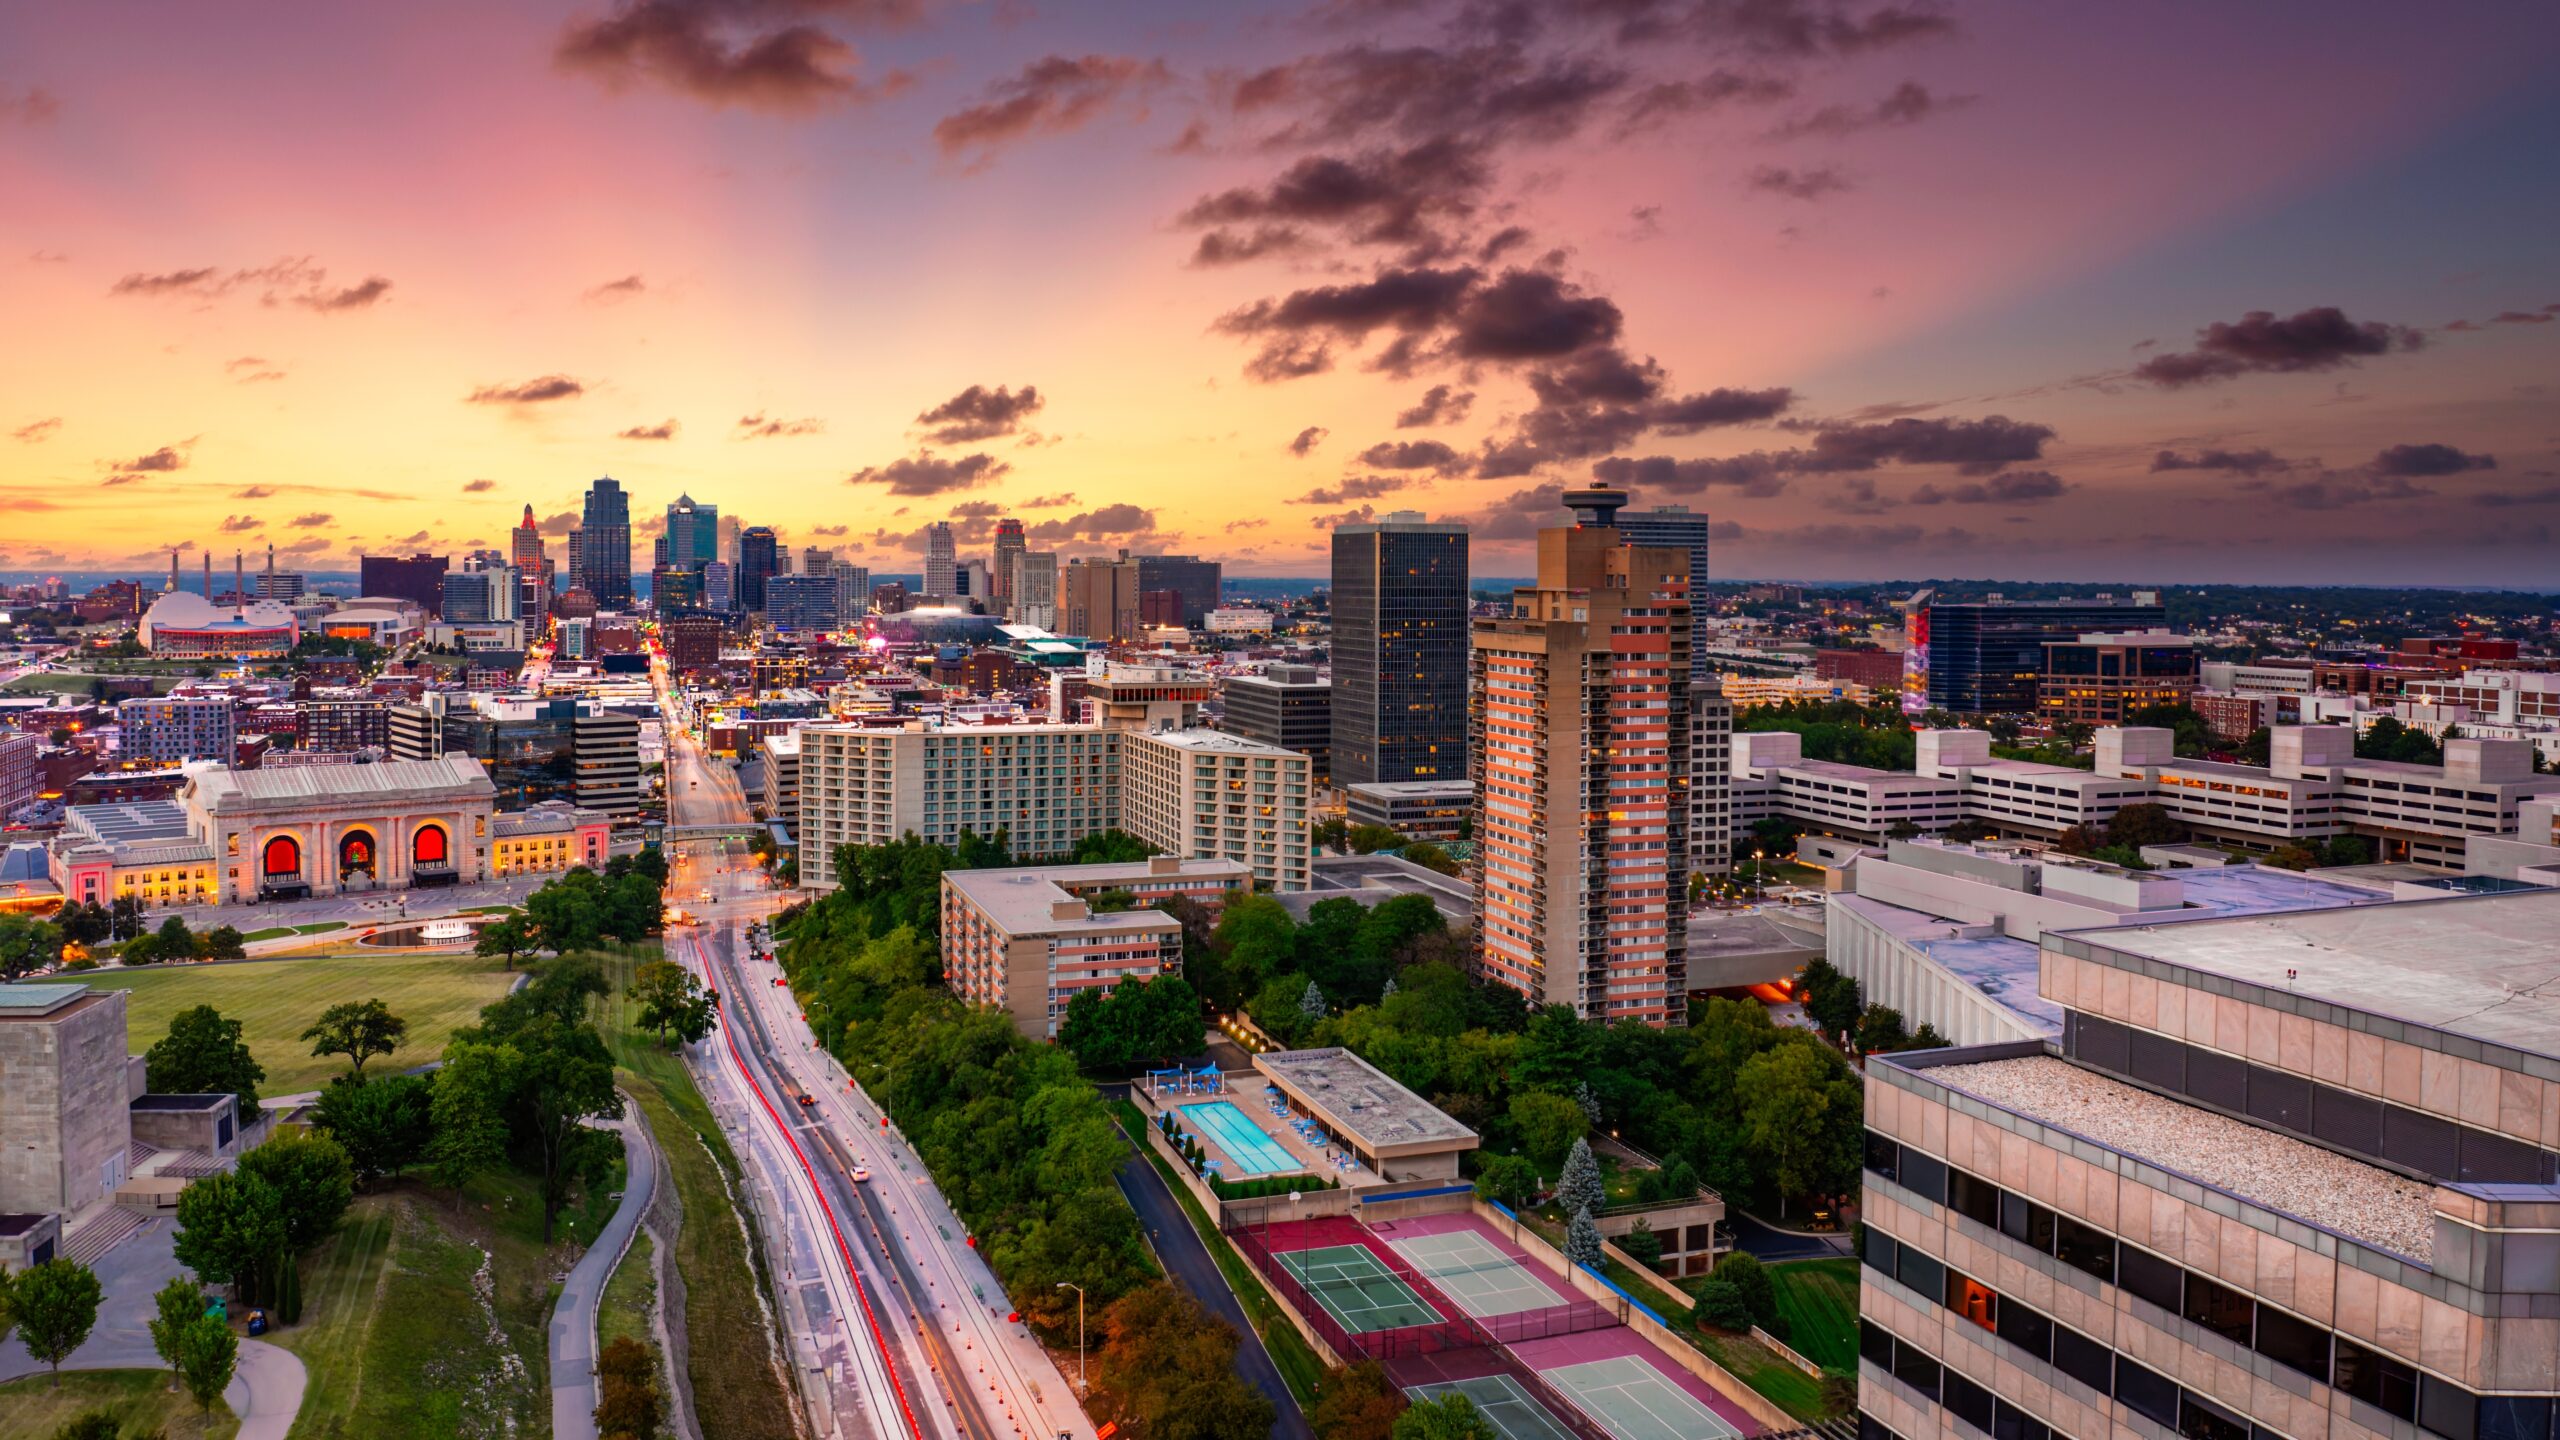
left=1929, top=1054, right=2436, bottom=1262
left=132, top=1093, right=233, bottom=1112
left=1301, top=854, right=1474, bottom=924
left=1256, top=1046, right=1477, bottom=1154
left=0, top=982, right=92, bottom=1017
left=2069, top=888, right=2560, bottom=1065
left=942, top=867, right=1185, bottom=937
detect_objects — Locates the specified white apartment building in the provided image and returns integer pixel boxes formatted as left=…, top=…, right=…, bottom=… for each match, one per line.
left=1120, top=727, right=1311, bottom=892
left=796, top=723, right=1122, bottom=889
left=1688, top=685, right=1733, bottom=877
left=939, top=857, right=1247, bottom=1037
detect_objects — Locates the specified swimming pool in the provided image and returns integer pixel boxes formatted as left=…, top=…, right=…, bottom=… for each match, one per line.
left=1179, top=1100, right=1302, bottom=1176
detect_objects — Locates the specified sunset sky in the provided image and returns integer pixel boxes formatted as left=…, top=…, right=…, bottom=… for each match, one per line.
left=3, top=0, right=2556, bottom=585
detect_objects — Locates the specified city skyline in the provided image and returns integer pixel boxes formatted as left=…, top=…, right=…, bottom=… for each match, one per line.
left=3, top=2, right=2558, bottom=585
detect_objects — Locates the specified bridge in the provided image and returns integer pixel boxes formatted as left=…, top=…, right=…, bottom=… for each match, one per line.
left=663, top=823, right=770, bottom=842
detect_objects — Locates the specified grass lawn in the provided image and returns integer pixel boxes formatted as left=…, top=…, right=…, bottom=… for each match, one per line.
left=1768, top=1257, right=1860, bottom=1372
left=241, top=928, right=297, bottom=942
left=598, top=1229, right=657, bottom=1353
left=591, top=945, right=801, bottom=1440
left=85, top=952, right=517, bottom=1095
left=293, top=922, right=349, bottom=935
left=1104, top=1097, right=1326, bottom=1409
left=2, top=672, right=180, bottom=696
left=1687, top=1325, right=1827, bottom=1423
left=0, top=1369, right=238, bottom=1440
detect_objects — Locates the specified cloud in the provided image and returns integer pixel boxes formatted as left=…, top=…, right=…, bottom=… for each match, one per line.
left=537, top=511, right=579, bottom=536
left=809, top=523, right=849, bottom=536
left=1180, top=138, right=1492, bottom=258
left=620, top=419, right=681, bottom=440
left=462, top=479, right=497, bottom=493
left=1907, top=469, right=2069, bottom=505
left=234, top=486, right=276, bottom=499
left=1226, top=517, right=1270, bottom=532
left=1396, top=384, right=1474, bottom=428
left=289, top=512, right=332, bottom=528
left=585, top=274, right=647, bottom=303
left=1295, top=475, right=1409, bottom=505
left=3, top=86, right=62, bottom=125
left=1767, top=81, right=1971, bottom=140
left=933, top=54, right=1169, bottom=168
left=1356, top=438, right=1463, bottom=473
left=556, top=0, right=921, bottom=115
left=2371, top=443, right=2494, bottom=477
left=1189, top=227, right=1312, bottom=267
left=219, top=514, right=262, bottom=534
left=844, top=450, right=1010, bottom=495
left=110, top=444, right=191, bottom=476
left=2471, top=484, right=2560, bottom=509
left=1592, top=452, right=1789, bottom=497
left=1747, top=164, right=1851, bottom=200
left=1786, top=414, right=2053, bottom=475
left=2134, top=306, right=2426, bottom=388
left=392, top=530, right=432, bottom=546
left=226, top=355, right=289, bottom=383
left=109, top=258, right=392, bottom=313
left=467, top=375, right=587, bottom=404
left=278, top=537, right=333, bottom=556
left=1025, top=502, right=1157, bottom=542
left=2263, top=474, right=2428, bottom=510
left=1288, top=426, right=1329, bottom=457
left=2150, top=447, right=2292, bottom=476
left=2489, top=308, right=2556, bottom=326
left=1021, top=492, right=1078, bottom=508
left=296, top=276, right=392, bottom=312
left=108, top=267, right=220, bottom=297
left=914, top=383, right=1043, bottom=442
left=735, top=412, right=822, bottom=438
left=1617, top=70, right=1794, bottom=135
left=11, top=417, right=59, bottom=443
left=1227, top=38, right=1626, bottom=152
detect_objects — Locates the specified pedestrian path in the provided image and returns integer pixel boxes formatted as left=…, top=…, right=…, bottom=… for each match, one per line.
left=548, top=1105, right=661, bottom=1440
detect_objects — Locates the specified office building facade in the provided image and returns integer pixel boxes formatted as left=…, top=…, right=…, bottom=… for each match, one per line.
left=1614, top=504, right=1715, bottom=661
left=2041, top=632, right=2199, bottom=726
left=358, top=553, right=448, bottom=616
left=117, top=696, right=237, bottom=764
left=938, top=857, right=1246, bottom=1038
left=1218, top=664, right=1332, bottom=783
left=923, top=522, right=957, bottom=597
left=763, top=572, right=842, bottom=632
left=737, top=526, right=779, bottom=613
left=992, top=518, right=1025, bottom=615
left=1131, top=554, right=1223, bottom=626
left=797, top=723, right=1123, bottom=889
left=1925, top=597, right=2168, bottom=713
left=1330, top=511, right=1469, bottom=787
left=1013, top=551, right=1059, bottom=629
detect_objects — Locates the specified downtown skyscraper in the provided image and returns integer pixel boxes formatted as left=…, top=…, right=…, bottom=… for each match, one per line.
left=1468, top=487, right=1692, bottom=1026
left=1330, top=510, right=1469, bottom=787
left=923, top=522, right=957, bottom=597
left=663, top=493, right=719, bottom=572
left=572, top=477, right=632, bottom=606
left=992, top=516, right=1025, bottom=616
left=738, top=526, right=779, bottom=613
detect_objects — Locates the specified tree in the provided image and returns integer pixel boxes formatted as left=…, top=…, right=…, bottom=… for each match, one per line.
left=55, top=901, right=110, bottom=947
left=302, top=998, right=408, bottom=1079
left=173, top=1170, right=288, bottom=1306
left=1298, top=978, right=1327, bottom=1021
left=0, top=913, right=63, bottom=980
left=146, top=1005, right=265, bottom=1113
left=149, top=1274, right=206, bottom=1371
left=2319, top=834, right=2372, bottom=868
left=1471, top=1152, right=1541, bottom=1207
left=1693, top=1272, right=1753, bottom=1331
left=1507, top=1092, right=1588, bottom=1172
left=1737, top=1041, right=1860, bottom=1205
left=1619, top=1218, right=1663, bottom=1269
left=513, top=1016, right=625, bottom=1242
left=429, top=1041, right=517, bottom=1196
left=109, top=895, right=146, bottom=942
left=1312, top=818, right=1349, bottom=852
left=1854, top=1005, right=1909, bottom=1055
left=630, top=961, right=718, bottom=1047
left=2266, top=843, right=2318, bottom=872
left=1398, top=841, right=1460, bottom=875
left=2103, top=802, right=2187, bottom=851
left=474, top=915, right=534, bottom=970
left=1573, top=1080, right=1601, bottom=1128
left=1795, top=957, right=1863, bottom=1041
left=524, top=868, right=610, bottom=954
left=1310, top=1361, right=1404, bottom=1440
left=171, top=1311, right=239, bottom=1421
left=1710, top=1252, right=1778, bottom=1330
left=2236, top=727, right=2273, bottom=767
left=48, top=1413, right=121, bottom=1440
left=314, top=1072, right=437, bottom=1188
left=239, top=1131, right=355, bottom=1252
left=1564, top=1206, right=1605, bottom=1270
left=1345, top=824, right=1401, bottom=854
left=593, top=1335, right=663, bottom=1440
left=14, top=1257, right=104, bottom=1386
left=200, top=925, right=248, bottom=961
left=1556, top=1136, right=1605, bottom=1221
left=2127, top=702, right=2212, bottom=759
left=1066, top=829, right=1156, bottom=865
left=1393, top=1392, right=1496, bottom=1440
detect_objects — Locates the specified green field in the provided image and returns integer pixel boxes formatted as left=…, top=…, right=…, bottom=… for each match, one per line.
left=0, top=1368, right=239, bottom=1440
left=84, top=953, right=517, bottom=1095
left=1767, top=1258, right=1860, bottom=1372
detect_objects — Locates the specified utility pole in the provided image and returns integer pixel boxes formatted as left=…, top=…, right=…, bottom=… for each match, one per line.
left=1054, top=1282, right=1086, bottom=1391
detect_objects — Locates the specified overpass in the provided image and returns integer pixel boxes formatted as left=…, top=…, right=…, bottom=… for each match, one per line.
left=663, top=823, right=769, bottom=842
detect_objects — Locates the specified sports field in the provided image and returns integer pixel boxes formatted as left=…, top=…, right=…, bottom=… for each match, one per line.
left=1544, top=1355, right=1742, bottom=1440
left=1276, top=1243, right=1442, bottom=1334
left=1405, top=1374, right=1578, bottom=1440
left=83, top=952, right=516, bottom=1094
left=1390, top=1229, right=1569, bottom=1319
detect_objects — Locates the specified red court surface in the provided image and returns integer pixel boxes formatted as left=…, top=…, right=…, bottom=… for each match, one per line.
left=1508, top=1326, right=1765, bottom=1438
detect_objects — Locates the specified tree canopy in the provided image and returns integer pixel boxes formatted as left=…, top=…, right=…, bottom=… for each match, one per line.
left=302, top=998, right=409, bottom=1079
left=146, top=1005, right=265, bottom=1112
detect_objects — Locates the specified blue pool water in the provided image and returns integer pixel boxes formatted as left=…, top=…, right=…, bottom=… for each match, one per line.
left=1179, top=1101, right=1301, bottom=1175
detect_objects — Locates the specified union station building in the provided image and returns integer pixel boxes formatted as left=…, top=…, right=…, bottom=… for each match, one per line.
left=48, top=756, right=561, bottom=907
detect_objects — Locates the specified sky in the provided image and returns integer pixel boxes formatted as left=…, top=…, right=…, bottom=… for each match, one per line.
left=3, top=0, right=2557, bottom=586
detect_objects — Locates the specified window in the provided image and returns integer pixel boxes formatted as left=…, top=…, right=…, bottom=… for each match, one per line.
left=2114, top=1358, right=2180, bottom=1429
left=2335, top=1338, right=2419, bottom=1421
left=2421, top=1377, right=2482, bottom=1440
left=1865, top=1130, right=1902, bottom=1183
left=2182, top=1392, right=2251, bottom=1440
left=1949, top=1170, right=2003, bottom=1229
left=1860, top=1319, right=1897, bottom=1370
left=2183, top=1273, right=2255, bottom=1345
left=1995, top=1297, right=2053, bottom=1362
left=1891, top=1341, right=1943, bottom=1402
left=2116, top=1245, right=2185, bottom=1313
left=1896, top=1247, right=1945, bottom=1304
left=2052, top=1326, right=2114, bottom=1396
left=1899, top=1149, right=1949, bottom=1206
left=1946, top=1271, right=1998, bottom=1332
left=2251, top=1304, right=2330, bottom=1383
left=1864, top=1228, right=1900, bottom=1275
left=2048, top=1215, right=2115, bottom=1286
left=2001, top=1193, right=2058, bottom=1253
left=1944, top=1371, right=1995, bottom=1434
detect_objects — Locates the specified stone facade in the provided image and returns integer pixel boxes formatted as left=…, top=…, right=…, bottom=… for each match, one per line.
left=0, top=987, right=133, bottom=1217
left=187, top=755, right=497, bottom=902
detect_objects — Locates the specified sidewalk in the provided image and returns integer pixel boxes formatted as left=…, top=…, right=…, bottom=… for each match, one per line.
left=548, top=1105, right=661, bottom=1440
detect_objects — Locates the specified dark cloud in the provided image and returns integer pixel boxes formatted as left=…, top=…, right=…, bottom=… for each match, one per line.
left=2263, top=474, right=2428, bottom=510
left=2134, top=306, right=2426, bottom=388
left=1356, top=439, right=1464, bottom=473
left=296, top=276, right=392, bottom=312
left=109, top=267, right=220, bottom=297
left=11, top=417, right=59, bottom=443
left=2371, top=443, right=2494, bottom=477
left=111, top=445, right=190, bottom=475
left=809, top=523, right=849, bottom=536
left=462, top=479, right=498, bottom=493
left=1592, top=452, right=1789, bottom=498
left=735, top=412, right=823, bottom=438
left=844, top=450, right=1010, bottom=495
left=1294, top=475, right=1410, bottom=505
left=915, top=383, right=1043, bottom=443
left=948, top=501, right=1005, bottom=519
left=933, top=54, right=1169, bottom=167
left=585, top=274, right=647, bottom=303
left=556, top=0, right=920, bottom=115
left=1617, top=70, right=1794, bottom=135
left=289, top=512, right=332, bottom=528
left=2490, top=309, right=2555, bottom=326
left=1226, top=40, right=1627, bottom=150
left=1226, top=517, right=1270, bottom=532
left=1288, top=425, right=1328, bottom=457
left=1215, top=264, right=1479, bottom=376
left=1179, top=138, right=1491, bottom=258
left=1396, top=384, right=1474, bottom=428
left=1025, top=503, right=1157, bottom=542
left=1467, top=483, right=1571, bottom=541
left=1788, top=414, right=2052, bottom=475
left=2149, top=447, right=2292, bottom=476
left=218, top=515, right=262, bottom=534
left=1022, top=492, right=1078, bottom=508
left=1189, top=227, right=1312, bottom=267
left=1766, top=80, right=1970, bottom=140
left=537, top=511, right=579, bottom=536
left=2471, top=484, right=2560, bottom=509
left=1312, top=506, right=1377, bottom=529
left=1747, top=164, right=1850, bottom=200
left=110, top=258, right=392, bottom=313
left=1907, top=469, right=2068, bottom=505
left=392, top=530, right=432, bottom=547
left=278, top=537, right=333, bottom=557
left=620, top=419, right=681, bottom=440
left=468, top=375, right=587, bottom=405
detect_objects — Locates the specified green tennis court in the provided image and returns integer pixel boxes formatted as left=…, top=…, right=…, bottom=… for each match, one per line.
left=1390, top=1229, right=1568, bottom=1318
left=1543, top=1355, right=1742, bottom=1440
left=1275, top=1244, right=1442, bottom=1334
left=1404, top=1374, right=1580, bottom=1440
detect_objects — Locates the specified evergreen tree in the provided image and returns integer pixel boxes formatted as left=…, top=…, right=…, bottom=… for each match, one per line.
left=1557, top=1137, right=1605, bottom=1222
left=1565, top=1205, right=1605, bottom=1270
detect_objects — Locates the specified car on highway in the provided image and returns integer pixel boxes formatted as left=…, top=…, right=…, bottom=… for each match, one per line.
left=850, top=1163, right=871, bottom=1182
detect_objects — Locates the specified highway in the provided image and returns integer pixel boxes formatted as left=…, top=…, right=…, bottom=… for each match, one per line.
left=655, top=654, right=1090, bottom=1440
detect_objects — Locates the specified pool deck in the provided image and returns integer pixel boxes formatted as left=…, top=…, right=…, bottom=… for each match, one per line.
left=1181, top=1100, right=1302, bottom=1177
left=1138, top=1078, right=1397, bottom=1188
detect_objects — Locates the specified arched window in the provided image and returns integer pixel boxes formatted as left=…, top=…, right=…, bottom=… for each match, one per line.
left=339, top=830, right=376, bottom=878
left=261, top=835, right=300, bottom=877
left=414, top=824, right=449, bottom=867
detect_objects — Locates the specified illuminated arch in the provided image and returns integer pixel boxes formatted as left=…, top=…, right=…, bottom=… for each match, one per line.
left=338, top=828, right=378, bottom=879
left=261, top=835, right=301, bottom=878
left=412, top=823, right=450, bottom=868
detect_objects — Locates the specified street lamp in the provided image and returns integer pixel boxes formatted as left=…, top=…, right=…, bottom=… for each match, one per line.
left=1054, top=1281, right=1087, bottom=1391
left=1753, top=848, right=1765, bottom=905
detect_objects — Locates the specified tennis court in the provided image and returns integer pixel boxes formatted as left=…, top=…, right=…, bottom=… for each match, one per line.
left=1543, top=1355, right=1743, bottom=1440
left=1404, top=1374, right=1580, bottom=1440
left=1389, top=1229, right=1568, bottom=1319
left=1179, top=1100, right=1302, bottom=1175
left=1275, top=1243, right=1443, bottom=1333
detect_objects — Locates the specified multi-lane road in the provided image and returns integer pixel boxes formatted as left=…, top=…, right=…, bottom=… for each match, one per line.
left=656, top=660, right=1090, bottom=1440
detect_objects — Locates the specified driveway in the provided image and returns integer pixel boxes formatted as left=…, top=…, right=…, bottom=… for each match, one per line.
left=0, top=1218, right=308, bottom=1438
left=1728, top=1209, right=1853, bottom=1262
left=548, top=1106, right=661, bottom=1440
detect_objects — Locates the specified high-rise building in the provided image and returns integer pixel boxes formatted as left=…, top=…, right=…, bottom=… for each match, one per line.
left=2039, top=630, right=2199, bottom=726
left=992, top=517, right=1025, bottom=615
left=797, top=724, right=1123, bottom=887
left=1614, top=504, right=1715, bottom=662
left=923, top=523, right=957, bottom=596
left=737, top=527, right=779, bottom=612
left=1924, top=594, right=2166, bottom=713
left=960, top=558, right=991, bottom=606
left=390, top=695, right=640, bottom=815
left=702, top=561, right=735, bottom=614
left=510, top=505, right=550, bottom=631
left=1469, top=486, right=1692, bottom=1026
left=763, top=572, right=842, bottom=632
left=1330, top=510, right=1469, bottom=787
left=359, top=553, right=449, bottom=615
left=0, top=731, right=41, bottom=816
left=1131, top=554, right=1223, bottom=626
left=665, top=494, right=718, bottom=574
left=800, top=546, right=834, bottom=579
left=299, top=698, right=390, bottom=754
left=252, top=544, right=305, bottom=602
left=575, top=478, right=634, bottom=606
left=1119, top=729, right=1312, bottom=892
left=661, top=614, right=723, bottom=674
left=1063, top=555, right=1142, bottom=642
left=1013, top=551, right=1058, bottom=629
left=1217, top=664, right=1332, bottom=783
left=839, top=565, right=871, bottom=617
left=116, top=696, right=237, bottom=764
left=440, top=558, right=518, bottom=624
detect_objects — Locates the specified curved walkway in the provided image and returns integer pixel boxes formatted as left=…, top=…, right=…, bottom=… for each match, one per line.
left=549, top=1102, right=663, bottom=1440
